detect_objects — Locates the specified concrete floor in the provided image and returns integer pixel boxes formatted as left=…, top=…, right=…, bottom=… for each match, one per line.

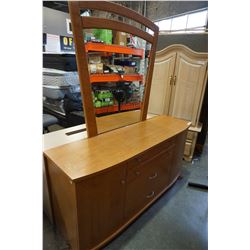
left=43, top=140, right=208, bottom=250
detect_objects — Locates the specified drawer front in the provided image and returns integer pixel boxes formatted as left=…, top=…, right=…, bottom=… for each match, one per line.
left=125, top=144, right=175, bottom=219
left=184, top=141, right=192, bottom=156
left=127, top=138, right=175, bottom=181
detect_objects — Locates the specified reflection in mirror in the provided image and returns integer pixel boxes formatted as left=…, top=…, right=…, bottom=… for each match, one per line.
left=85, top=27, right=150, bottom=134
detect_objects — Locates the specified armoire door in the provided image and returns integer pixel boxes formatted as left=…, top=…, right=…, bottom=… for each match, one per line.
left=148, top=52, right=176, bottom=115
left=169, top=51, right=207, bottom=126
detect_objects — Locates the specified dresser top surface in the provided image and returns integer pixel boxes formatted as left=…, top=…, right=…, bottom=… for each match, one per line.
left=44, top=115, right=189, bottom=181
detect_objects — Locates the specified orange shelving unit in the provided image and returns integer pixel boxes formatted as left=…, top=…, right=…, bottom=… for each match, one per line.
left=95, top=102, right=141, bottom=115
left=86, top=43, right=143, bottom=115
left=95, top=105, right=118, bottom=115
left=90, top=74, right=143, bottom=83
left=120, top=102, right=141, bottom=111
left=85, top=42, right=144, bottom=58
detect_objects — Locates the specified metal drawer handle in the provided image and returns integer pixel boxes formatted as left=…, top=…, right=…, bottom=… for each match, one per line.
left=146, top=191, right=155, bottom=199
left=149, top=172, right=158, bottom=180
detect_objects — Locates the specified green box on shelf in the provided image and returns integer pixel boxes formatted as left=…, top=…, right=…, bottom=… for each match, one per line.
left=93, top=29, right=112, bottom=44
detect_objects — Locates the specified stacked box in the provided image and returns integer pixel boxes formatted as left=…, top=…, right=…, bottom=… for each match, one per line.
left=113, top=31, right=127, bottom=46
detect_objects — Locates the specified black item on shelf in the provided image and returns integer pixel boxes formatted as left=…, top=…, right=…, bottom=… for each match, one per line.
left=145, top=50, right=150, bottom=58
left=114, top=60, right=136, bottom=67
left=43, top=53, right=77, bottom=71
left=112, top=89, right=125, bottom=112
left=103, top=64, right=112, bottom=74
left=116, top=82, right=133, bottom=103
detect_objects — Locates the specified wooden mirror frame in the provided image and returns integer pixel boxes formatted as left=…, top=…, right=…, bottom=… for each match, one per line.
left=69, top=1, right=159, bottom=137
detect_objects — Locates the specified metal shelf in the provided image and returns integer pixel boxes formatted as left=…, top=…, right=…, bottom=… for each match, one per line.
left=90, top=74, right=143, bottom=83
left=85, top=42, right=144, bottom=58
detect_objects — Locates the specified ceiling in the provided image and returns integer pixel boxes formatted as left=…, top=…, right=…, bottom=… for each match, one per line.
left=42, top=1, right=138, bottom=14
left=43, top=1, right=69, bottom=13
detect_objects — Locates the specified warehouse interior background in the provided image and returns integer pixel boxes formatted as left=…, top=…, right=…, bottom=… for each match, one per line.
left=43, top=1, right=208, bottom=249
left=1, top=1, right=250, bottom=250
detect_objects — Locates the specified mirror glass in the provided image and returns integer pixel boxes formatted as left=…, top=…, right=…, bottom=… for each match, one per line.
left=84, top=26, right=151, bottom=134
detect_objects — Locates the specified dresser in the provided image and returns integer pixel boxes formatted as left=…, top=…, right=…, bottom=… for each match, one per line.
left=44, top=115, right=189, bottom=250
left=44, top=2, right=190, bottom=249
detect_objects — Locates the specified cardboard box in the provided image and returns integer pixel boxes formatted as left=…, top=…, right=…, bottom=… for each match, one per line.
left=88, top=63, right=103, bottom=74
left=113, top=31, right=127, bottom=46
left=88, top=55, right=102, bottom=64
left=124, top=66, right=136, bottom=74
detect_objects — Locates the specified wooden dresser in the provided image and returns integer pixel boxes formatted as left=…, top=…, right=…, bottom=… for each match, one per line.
left=44, top=115, right=189, bottom=250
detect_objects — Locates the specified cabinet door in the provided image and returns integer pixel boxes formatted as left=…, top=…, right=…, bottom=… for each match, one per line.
left=76, top=164, right=126, bottom=250
left=148, top=52, right=176, bottom=115
left=125, top=161, right=153, bottom=219
left=169, top=52, right=207, bottom=126
left=169, top=131, right=187, bottom=181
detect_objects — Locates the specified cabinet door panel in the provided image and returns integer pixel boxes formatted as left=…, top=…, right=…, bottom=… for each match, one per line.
left=76, top=165, right=126, bottom=249
left=125, top=160, right=153, bottom=219
left=148, top=53, right=176, bottom=115
left=149, top=146, right=175, bottom=195
left=169, top=131, right=187, bottom=181
left=169, top=52, right=207, bottom=126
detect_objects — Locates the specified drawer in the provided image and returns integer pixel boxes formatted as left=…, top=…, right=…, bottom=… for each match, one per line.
left=186, top=131, right=194, bottom=140
left=127, top=138, right=175, bottom=169
left=125, top=147, right=175, bottom=218
left=184, top=141, right=192, bottom=156
left=127, top=142, right=175, bottom=183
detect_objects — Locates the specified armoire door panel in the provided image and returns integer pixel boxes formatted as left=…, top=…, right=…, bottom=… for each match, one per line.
left=148, top=53, right=176, bottom=115
left=169, top=52, right=207, bottom=126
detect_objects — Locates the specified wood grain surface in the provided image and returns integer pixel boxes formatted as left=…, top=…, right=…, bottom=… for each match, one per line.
left=43, top=111, right=157, bottom=151
left=68, top=2, right=98, bottom=137
left=44, top=115, right=190, bottom=182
